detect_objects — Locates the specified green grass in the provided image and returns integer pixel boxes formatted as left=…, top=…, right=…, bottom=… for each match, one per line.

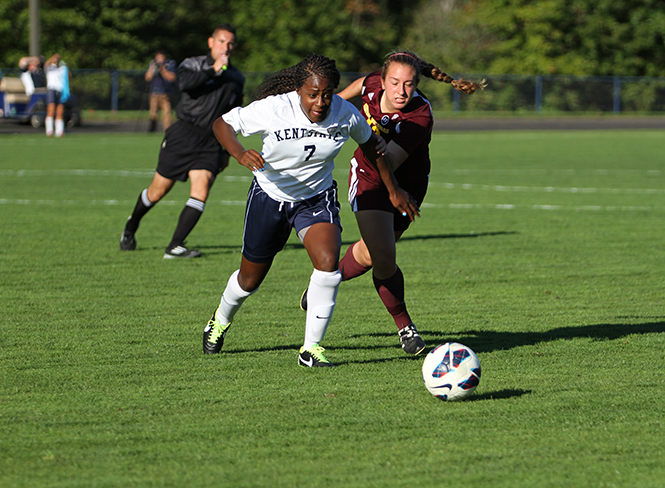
left=1, top=129, right=664, bottom=487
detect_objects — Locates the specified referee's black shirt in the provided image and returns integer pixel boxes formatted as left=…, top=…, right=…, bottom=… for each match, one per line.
left=175, top=53, right=245, bottom=132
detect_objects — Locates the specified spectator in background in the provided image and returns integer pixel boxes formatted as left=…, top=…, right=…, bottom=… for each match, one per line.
left=44, top=53, right=70, bottom=138
left=18, top=55, right=46, bottom=95
left=145, top=51, right=176, bottom=132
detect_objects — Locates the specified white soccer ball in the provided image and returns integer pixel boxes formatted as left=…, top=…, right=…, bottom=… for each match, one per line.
left=422, top=343, right=481, bottom=401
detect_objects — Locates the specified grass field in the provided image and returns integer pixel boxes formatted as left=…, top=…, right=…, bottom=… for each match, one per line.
left=1, top=129, right=664, bottom=487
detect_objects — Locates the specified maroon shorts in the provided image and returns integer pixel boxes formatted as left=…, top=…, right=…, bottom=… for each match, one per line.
left=348, top=157, right=428, bottom=232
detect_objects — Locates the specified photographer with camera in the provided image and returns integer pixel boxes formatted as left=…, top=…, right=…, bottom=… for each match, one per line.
left=145, top=51, right=176, bottom=132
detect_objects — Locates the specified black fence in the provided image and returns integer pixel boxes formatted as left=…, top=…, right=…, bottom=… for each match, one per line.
left=4, top=68, right=665, bottom=113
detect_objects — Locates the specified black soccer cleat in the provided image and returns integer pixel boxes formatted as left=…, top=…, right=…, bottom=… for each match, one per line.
left=398, top=323, right=426, bottom=355
left=298, top=345, right=335, bottom=367
left=164, top=245, right=202, bottom=259
left=299, top=288, right=308, bottom=311
left=203, top=311, right=231, bottom=354
left=120, top=230, right=136, bottom=251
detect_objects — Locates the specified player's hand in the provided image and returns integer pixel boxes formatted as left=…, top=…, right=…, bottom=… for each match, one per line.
left=375, top=137, right=387, bottom=155
left=369, top=133, right=387, bottom=155
left=389, top=188, right=420, bottom=222
left=237, top=150, right=265, bottom=172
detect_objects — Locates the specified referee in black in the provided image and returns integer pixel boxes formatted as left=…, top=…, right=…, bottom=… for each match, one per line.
left=120, top=23, right=245, bottom=258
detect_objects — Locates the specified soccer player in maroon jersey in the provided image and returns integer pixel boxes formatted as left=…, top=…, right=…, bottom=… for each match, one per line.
left=303, top=50, right=484, bottom=355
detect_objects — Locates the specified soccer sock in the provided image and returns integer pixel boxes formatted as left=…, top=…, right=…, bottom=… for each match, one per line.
left=55, top=119, right=64, bottom=137
left=339, top=242, right=372, bottom=281
left=124, top=189, right=154, bottom=234
left=168, top=198, right=204, bottom=248
left=303, top=269, right=342, bottom=349
left=215, top=270, right=257, bottom=325
left=373, top=267, right=412, bottom=330
left=45, top=117, right=54, bottom=136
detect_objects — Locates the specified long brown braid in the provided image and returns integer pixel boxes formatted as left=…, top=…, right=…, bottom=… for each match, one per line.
left=254, top=53, right=341, bottom=100
left=383, top=51, right=487, bottom=95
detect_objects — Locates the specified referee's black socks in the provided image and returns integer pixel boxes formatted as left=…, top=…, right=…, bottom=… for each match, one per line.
left=125, top=189, right=155, bottom=234
left=168, top=198, right=205, bottom=249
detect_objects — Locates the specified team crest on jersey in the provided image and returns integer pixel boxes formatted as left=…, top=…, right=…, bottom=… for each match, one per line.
left=380, top=115, right=390, bottom=126
left=327, top=125, right=340, bottom=138
left=363, top=103, right=388, bottom=135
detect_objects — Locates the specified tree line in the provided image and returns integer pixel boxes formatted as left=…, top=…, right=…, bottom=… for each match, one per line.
left=2, top=0, right=665, bottom=77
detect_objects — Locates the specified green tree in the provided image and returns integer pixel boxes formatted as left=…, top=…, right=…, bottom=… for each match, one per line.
left=404, top=0, right=665, bottom=77
left=464, top=0, right=665, bottom=76
left=1, top=0, right=421, bottom=71
left=403, top=0, right=497, bottom=74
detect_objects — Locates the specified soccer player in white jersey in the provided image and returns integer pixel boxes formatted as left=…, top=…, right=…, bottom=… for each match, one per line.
left=203, top=53, right=419, bottom=367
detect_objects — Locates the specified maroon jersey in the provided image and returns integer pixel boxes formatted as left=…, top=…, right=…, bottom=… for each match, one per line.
left=351, top=71, right=433, bottom=188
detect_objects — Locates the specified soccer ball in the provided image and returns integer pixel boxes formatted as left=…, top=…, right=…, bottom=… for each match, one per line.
left=422, top=343, right=481, bottom=401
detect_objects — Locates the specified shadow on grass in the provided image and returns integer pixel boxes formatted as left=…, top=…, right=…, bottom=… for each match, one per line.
left=206, top=321, right=665, bottom=365
left=467, top=389, right=531, bottom=402
left=396, top=230, right=518, bottom=243
left=172, top=230, right=518, bottom=255
left=416, top=320, right=665, bottom=354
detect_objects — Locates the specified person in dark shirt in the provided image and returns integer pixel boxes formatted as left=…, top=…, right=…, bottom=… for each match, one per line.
left=145, top=51, right=176, bottom=132
left=18, top=55, right=46, bottom=95
left=120, top=23, right=245, bottom=258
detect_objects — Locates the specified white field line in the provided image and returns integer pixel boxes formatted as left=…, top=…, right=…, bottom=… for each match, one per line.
left=428, top=181, right=665, bottom=195
left=1, top=170, right=663, bottom=211
left=0, top=199, right=659, bottom=213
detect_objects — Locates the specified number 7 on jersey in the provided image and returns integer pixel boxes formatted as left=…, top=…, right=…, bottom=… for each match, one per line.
left=304, top=145, right=316, bottom=161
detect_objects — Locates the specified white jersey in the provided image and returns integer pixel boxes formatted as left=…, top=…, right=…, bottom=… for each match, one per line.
left=222, top=91, right=372, bottom=202
left=46, top=65, right=66, bottom=92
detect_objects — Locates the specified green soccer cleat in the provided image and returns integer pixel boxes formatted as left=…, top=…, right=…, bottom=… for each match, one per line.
left=203, top=311, right=231, bottom=354
left=298, top=344, right=335, bottom=368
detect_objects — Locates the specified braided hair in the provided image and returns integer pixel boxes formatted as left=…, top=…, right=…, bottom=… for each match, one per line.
left=254, top=53, right=341, bottom=100
left=383, top=51, right=486, bottom=95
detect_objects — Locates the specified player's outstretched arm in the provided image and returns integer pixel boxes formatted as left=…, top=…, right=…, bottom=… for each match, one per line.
left=337, top=76, right=366, bottom=100
left=359, top=135, right=420, bottom=221
left=213, top=117, right=265, bottom=172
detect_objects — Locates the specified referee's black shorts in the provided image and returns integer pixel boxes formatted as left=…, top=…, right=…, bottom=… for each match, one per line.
left=156, top=120, right=229, bottom=182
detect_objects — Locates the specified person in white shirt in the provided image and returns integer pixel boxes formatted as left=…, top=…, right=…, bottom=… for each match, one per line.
left=44, top=53, right=70, bottom=137
left=203, top=53, right=419, bottom=367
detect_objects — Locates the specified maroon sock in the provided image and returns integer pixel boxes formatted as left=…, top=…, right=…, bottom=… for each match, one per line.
left=373, top=267, right=412, bottom=330
left=339, top=242, right=371, bottom=281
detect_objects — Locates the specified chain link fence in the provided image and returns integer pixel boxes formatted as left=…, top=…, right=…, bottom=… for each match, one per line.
left=4, top=68, right=665, bottom=113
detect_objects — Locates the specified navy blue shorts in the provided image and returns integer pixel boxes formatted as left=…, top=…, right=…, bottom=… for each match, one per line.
left=242, top=179, right=342, bottom=263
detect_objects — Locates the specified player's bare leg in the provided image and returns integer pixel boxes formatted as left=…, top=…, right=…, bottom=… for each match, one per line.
left=353, top=210, right=425, bottom=354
